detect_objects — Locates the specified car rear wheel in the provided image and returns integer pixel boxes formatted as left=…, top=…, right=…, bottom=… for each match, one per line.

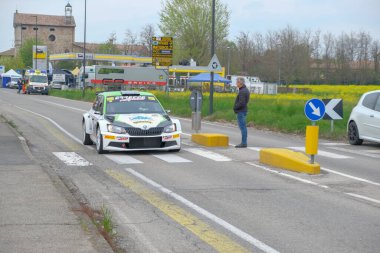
left=82, top=121, right=93, bottom=145
left=96, top=127, right=106, bottom=154
left=348, top=121, right=363, bottom=145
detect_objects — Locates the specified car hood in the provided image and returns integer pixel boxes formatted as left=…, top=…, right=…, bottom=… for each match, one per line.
left=111, top=113, right=171, bottom=129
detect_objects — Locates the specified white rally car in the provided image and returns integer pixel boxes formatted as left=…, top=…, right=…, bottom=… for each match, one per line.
left=82, top=91, right=181, bottom=154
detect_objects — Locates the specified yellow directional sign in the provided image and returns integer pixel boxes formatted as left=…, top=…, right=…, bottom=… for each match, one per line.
left=152, top=37, right=173, bottom=67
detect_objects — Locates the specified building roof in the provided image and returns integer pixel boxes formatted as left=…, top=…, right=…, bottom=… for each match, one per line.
left=73, top=42, right=147, bottom=55
left=14, top=12, right=76, bottom=27
left=0, top=48, right=15, bottom=56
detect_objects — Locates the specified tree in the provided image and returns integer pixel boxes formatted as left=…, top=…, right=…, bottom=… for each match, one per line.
left=18, top=38, right=41, bottom=68
left=123, top=29, right=138, bottom=55
left=140, top=24, right=156, bottom=56
left=97, top=33, right=121, bottom=54
left=0, top=55, right=24, bottom=71
left=159, top=0, right=230, bottom=65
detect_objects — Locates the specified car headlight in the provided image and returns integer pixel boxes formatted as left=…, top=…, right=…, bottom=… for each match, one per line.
left=163, top=123, right=176, bottom=133
left=107, top=124, right=126, bottom=134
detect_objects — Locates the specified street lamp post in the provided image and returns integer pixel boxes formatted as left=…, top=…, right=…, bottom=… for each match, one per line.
left=277, top=43, right=281, bottom=85
left=209, top=0, right=216, bottom=115
left=227, top=46, right=231, bottom=76
left=82, top=0, right=87, bottom=97
left=32, top=16, right=38, bottom=69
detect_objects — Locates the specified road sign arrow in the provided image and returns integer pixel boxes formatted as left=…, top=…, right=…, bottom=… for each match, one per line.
left=323, top=99, right=343, bottom=120
left=308, top=102, right=321, bottom=116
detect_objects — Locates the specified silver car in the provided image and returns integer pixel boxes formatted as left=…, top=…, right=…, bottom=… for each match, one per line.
left=347, top=90, right=380, bottom=145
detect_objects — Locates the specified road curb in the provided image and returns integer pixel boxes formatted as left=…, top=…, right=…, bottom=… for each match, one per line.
left=259, top=148, right=320, bottom=174
left=191, top=133, right=229, bottom=147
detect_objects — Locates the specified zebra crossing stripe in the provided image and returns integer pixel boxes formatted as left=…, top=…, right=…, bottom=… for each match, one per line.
left=53, top=152, right=92, bottom=166
left=105, top=154, right=143, bottom=164
left=184, top=148, right=232, bottom=162
left=288, top=146, right=351, bottom=159
left=153, top=154, right=192, bottom=163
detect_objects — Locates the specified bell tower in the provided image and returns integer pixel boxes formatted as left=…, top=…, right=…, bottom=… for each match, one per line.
left=65, top=2, right=72, bottom=24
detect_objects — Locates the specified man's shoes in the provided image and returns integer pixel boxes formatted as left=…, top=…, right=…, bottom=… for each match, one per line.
left=235, top=143, right=247, bottom=148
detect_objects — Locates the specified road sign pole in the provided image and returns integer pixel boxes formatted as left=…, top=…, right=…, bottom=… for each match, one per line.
left=330, top=120, right=334, bottom=133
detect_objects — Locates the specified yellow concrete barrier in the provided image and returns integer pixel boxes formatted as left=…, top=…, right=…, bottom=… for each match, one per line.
left=191, top=133, right=229, bottom=147
left=260, top=148, right=320, bottom=174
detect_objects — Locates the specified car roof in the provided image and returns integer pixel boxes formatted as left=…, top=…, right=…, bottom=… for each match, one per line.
left=99, top=91, right=154, bottom=97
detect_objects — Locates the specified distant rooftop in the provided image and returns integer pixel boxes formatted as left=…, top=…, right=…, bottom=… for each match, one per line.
left=14, top=12, right=76, bottom=27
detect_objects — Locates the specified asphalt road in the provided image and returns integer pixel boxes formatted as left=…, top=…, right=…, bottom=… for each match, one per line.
left=1, top=88, right=379, bottom=253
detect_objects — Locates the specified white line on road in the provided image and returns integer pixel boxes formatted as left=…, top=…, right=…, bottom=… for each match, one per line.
left=248, top=147, right=262, bottom=152
left=327, top=146, right=380, bottom=159
left=15, top=105, right=84, bottom=145
left=321, top=167, right=380, bottom=187
left=246, top=162, right=329, bottom=189
left=53, top=152, right=92, bottom=166
left=320, top=142, right=349, bottom=146
left=32, top=98, right=87, bottom=112
left=153, top=154, right=192, bottom=163
left=345, top=193, right=380, bottom=205
left=105, top=154, right=143, bottom=164
left=288, top=146, right=352, bottom=159
left=184, top=148, right=232, bottom=162
left=125, top=168, right=280, bottom=253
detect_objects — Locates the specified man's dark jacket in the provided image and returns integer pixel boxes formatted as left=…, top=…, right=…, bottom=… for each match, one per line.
left=233, top=85, right=250, bottom=113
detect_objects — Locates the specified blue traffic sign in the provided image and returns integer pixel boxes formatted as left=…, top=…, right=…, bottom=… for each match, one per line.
left=304, top=98, right=325, bottom=121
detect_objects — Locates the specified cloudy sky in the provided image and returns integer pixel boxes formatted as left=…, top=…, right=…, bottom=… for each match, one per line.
left=0, top=0, right=379, bottom=52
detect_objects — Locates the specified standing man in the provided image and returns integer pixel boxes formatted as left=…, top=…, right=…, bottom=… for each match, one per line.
left=17, top=79, right=22, bottom=94
left=233, top=77, right=250, bottom=148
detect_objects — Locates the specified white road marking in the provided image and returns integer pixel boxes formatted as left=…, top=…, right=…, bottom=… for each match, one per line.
left=366, top=149, right=380, bottom=154
left=248, top=147, right=262, bottom=152
left=246, top=162, right=329, bottom=189
left=15, top=106, right=84, bottom=145
left=126, top=168, right=280, bottom=253
left=184, top=148, right=232, bottom=162
left=327, top=146, right=380, bottom=159
left=153, top=154, right=192, bottom=163
left=321, top=167, right=380, bottom=187
left=105, top=154, right=143, bottom=164
left=53, top=152, right=92, bottom=166
left=288, top=146, right=351, bottom=159
left=18, top=136, right=26, bottom=141
left=320, top=142, right=349, bottom=146
left=345, top=193, right=380, bottom=205
left=32, top=98, right=87, bottom=112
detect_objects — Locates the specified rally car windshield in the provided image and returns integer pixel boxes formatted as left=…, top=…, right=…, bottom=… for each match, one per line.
left=105, top=96, right=166, bottom=114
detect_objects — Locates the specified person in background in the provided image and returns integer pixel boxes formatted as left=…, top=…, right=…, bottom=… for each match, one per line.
left=233, top=77, right=250, bottom=148
left=17, top=79, right=22, bottom=94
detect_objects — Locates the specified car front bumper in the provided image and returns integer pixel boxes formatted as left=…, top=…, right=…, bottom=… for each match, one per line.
left=101, top=131, right=181, bottom=151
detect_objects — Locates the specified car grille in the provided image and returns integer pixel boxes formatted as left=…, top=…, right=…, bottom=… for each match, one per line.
left=129, top=137, right=162, bottom=149
left=125, top=127, right=163, bottom=136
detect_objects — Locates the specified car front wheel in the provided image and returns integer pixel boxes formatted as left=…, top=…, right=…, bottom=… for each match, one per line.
left=82, top=121, right=93, bottom=145
left=96, top=127, right=105, bottom=154
left=348, top=121, right=363, bottom=145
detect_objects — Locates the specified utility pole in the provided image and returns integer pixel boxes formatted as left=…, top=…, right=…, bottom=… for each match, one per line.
left=32, top=16, right=38, bottom=69
left=82, top=0, right=87, bottom=97
left=209, top=0, right=215, bottom=115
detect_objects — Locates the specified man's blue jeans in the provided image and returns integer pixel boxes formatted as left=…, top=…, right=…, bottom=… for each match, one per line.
left=237, top=111, right=247, bottom=145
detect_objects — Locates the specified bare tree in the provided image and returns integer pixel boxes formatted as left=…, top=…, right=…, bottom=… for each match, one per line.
left=123, top=29, right=138, bottom=55
left=140, top=24, right=156, bottom=56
